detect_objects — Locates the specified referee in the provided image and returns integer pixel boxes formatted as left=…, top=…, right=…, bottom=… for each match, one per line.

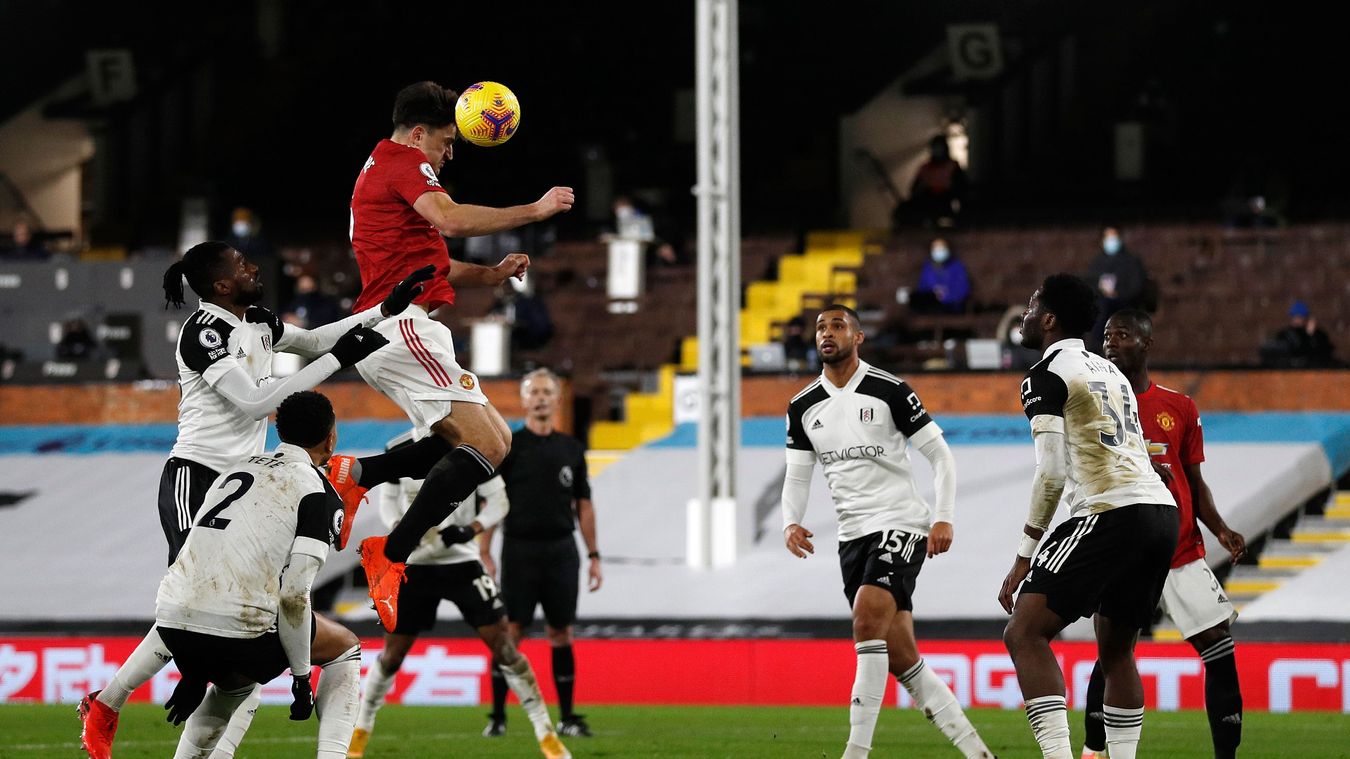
left=483, top=368, right=601, bottom=739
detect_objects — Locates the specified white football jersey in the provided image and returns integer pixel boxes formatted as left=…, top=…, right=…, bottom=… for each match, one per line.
left=155, top=443, right=343, bottom=638
left=1020, top=338, right=1176, bottom=518
left=786, top=360, right=945, bottom=541
left=169, top=301, right=279, bottom=473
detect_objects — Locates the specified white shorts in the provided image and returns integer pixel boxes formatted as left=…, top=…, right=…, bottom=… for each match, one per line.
left=356, top=308, right=488, bottom=439
left=1159, top=558, right=1237, bottom=639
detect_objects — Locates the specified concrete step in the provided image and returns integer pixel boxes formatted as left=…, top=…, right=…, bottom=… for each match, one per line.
left=1225, top=566, right=1299, bottom=595
left=1291, top=516, right=1350, bottom=543
left=1257, top=538, right=1342, bottom=568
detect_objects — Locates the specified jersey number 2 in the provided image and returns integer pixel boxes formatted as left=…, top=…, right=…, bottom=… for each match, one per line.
left=1087, top=381, right=1141, bottom=447
left=200, top=472, right=255, bottom=530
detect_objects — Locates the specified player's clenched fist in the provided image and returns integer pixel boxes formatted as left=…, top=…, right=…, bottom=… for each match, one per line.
left=534, top=186, right=575, bottom=219
left=493, top=253, right=531, bottom=283
left=784, top=523, right=814, bottom=559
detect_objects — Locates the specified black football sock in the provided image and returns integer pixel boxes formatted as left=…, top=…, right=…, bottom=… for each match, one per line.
left=1199, top=636, right=1242, bottom=759
left=490, top=665, right=509, bottom=721
left=552, top=645, right=576, bottom=720
left=1083, top=659, right=1107, bottom=753
left=354, top=435, right=452, bottom=487
left=384, top=445, right=494, bottom=562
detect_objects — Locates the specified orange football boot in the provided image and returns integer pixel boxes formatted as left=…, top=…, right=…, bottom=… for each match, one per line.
left=78, top=690, right=118, bottom=759
left=326, top=454, right=368, bottom=550
left=359, top=535, right=406, bottom=632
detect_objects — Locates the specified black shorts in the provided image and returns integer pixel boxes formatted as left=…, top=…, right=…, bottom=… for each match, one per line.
left=395, top=561, right=507, bottom=634
left=1020, top=503, right=1179, bottom=628
left=839, top=529, right=927, bottom=611
left=157, top=617, right=316, bottom=685
left=501, top=535, right=580, bottom=629
left=157, top=457, right=221, bottom=566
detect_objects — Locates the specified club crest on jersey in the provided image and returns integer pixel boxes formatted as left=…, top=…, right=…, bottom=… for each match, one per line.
left=1156, top=411, right=1176, bottom=431
left=459, top=373, right=476, bottom=390
left=419, top=162, right=442, bottom=187
left=331, top=510, right=344, bottom=544
left=860, top=407, right=875, bottom=424
left=559, top=465, right=574, bottom=488
left=198, top=328, right=222, bottom=349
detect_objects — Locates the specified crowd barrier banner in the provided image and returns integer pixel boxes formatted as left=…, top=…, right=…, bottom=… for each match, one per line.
left=2, top=637, right=1347, bottom=712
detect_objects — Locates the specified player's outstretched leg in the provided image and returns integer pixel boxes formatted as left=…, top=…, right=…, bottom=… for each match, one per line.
left=206, top=685, right=262, bottom=759
left=1193, top=627, right=1242, bottom=759
left=1080, top=659, right=1108, bottom=758
left=173, top=682, right=255, bottom=759
left=888, top=612, right=995, bottom=758
left=350, top=634, right=416, bottom=757
left=481, top=621, right=569, bottom=759
left=1003, top=594, right=1072, bottom=759
left=80, top=626, right=174, bottom=758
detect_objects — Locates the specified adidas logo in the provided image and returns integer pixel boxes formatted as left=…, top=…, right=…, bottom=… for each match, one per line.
left=877, top=576, right=892, bottom=586
left=811, top=419, right=824, bottom=430
left=1221, top=713, right=1242, bottom=725
left=235, top=348, right=246, bottom=359
left=851, top=697, right=863, bottom=706
left=879, top=552, right=893, bottom=564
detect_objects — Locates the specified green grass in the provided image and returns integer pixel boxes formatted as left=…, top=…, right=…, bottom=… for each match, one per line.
left=4, top=703, right=1348, bottom=758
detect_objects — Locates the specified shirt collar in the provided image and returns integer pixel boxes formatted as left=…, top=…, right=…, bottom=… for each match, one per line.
left=820, top=358, right=871, bottom=396
left=272, top=442, right=314, bottom=465
left=198, top=300, right=242, bottom=327
left=1042, top=337, right=1085, bottom=357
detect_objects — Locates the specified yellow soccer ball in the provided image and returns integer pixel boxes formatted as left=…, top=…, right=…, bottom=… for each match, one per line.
left=455, top=81, right=521, bottom=147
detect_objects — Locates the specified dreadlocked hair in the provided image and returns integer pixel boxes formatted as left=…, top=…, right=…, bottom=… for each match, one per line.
left=163, top=241, right=233, bottom=310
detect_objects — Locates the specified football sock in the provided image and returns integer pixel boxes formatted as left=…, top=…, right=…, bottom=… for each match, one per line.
left=316, top=644, right=363, bottom=759
left=356, top=656, right=395, bottom=732
left=845, top=639, right=888, bottom=757
left=385, top=445, right=494, bottom=562
left=490, top=663, right=509, bottom=721
left=1199, top=636, right=1242, bottom=759
left=899, top=659, right=993, bottom=758
left=355, top=436, right=452, bottom=487
left=98, top=627, right=173, bottom=710
left=1103, top=704, right=1144, bottom=759
left=500, top=654, right=553, bottom=740
left=173, top=684, right=253, bottom=759
left=1082, top=659, right=1107, bottom=753
left=207, top=685, right=261, bottom=758
left=552, top=645, right=576, bottom=720
left=1024, top=694, right=1072, bottom=759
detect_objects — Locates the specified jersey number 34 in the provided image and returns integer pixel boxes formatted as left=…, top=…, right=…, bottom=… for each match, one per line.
left=1088, top=381, right=1142, bottom=448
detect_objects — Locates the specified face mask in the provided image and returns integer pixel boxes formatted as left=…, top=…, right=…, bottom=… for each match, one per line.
left=1103, top=236, right=1121, bottom=255
left=615, top=206, right=635, bottom=221
left=232, top=221, right=252, bottom=238
left=931, top=246, right=950, bottom=264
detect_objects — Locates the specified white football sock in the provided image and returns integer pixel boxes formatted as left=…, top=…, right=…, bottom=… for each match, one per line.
left=1103, top=704, right=1144, bottom=759
left=500, top=654, right=554, bottom=741
left=356, top=656, right=395, bottom=732
left=845, top=639, right=888, bottom=757
left=899, top=660, right=994, bottom=758
left=98, top=627, right=172, bottom=710
left=173, top=684, right=253, bottom=759
left=316, top=644, right=363, bottom=758
left=207, top=685, right=261, bottom=758
left=1024, top=694, right=1072, bottom=759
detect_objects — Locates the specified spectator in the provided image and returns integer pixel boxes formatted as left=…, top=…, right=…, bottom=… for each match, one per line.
left=905, top=134, right=968, bottom=229
left=1085, top=226, right=1149, bottom=352
left=912, top=237, right=971, bottom=314
left=1260, top=300, right=1337, bottom=367
left=491, top=283, right=555, bottom=351
left=606, top=195, right=680, bottom=266
left=54, top=318, right=99, bottom=361
left=782, top=316, right=816, bottom=371
left=282, top=274, right=344, bottom=328
left=3, top=220, right=50, bottom=259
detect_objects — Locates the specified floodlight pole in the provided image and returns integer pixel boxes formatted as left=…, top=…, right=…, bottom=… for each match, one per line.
left=689, top=0, right=741, bottom=569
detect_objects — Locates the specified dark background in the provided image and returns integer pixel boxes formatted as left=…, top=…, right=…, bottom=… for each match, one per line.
left=2, top=0, right=1344, bottom=248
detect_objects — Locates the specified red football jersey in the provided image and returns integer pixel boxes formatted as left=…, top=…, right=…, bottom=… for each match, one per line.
left=1136, top=382, right=1206, bottom=568
left=350, top=139, right=456, bottom=313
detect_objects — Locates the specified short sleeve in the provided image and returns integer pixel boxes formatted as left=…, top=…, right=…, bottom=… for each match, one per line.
left=296, top=481, right=343, bottom=547
left=572, top=442, right=592, bottom=500
left=1021, top=365, right=1068, bottom=420
left=1181, top=398, right=1206, bottom=465
left=885, top=380, right=934, bottom=438
left=179, top=318, right=236, bottom=375
left=388, top=152, right=448, bottom=207
left=786, top=406, right=813, bottom=452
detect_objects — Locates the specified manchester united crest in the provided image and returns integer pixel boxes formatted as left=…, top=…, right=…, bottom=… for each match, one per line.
left=1156, top=411, right=1176, bottom=431
left=459, top=373, right=476, bottom=390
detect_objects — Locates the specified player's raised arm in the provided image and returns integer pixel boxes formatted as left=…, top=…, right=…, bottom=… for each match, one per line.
left=412, top=186, right=574, bottom=239
left=446, top=253, right=531, bottom=288
left=265, top=266, right=435, bottom=357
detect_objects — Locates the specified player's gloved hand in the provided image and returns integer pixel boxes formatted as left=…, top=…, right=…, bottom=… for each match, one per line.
left=245, top=305, right=285, bottom=342
left=382, top=265, right=437, bottom=316
left=440, top=524, right=478, bottom=546
left=330, top=326, right=389, bottom=368
left=164, top=676, right=208, bottom=725
left=289, top=674, right=314, bottom=721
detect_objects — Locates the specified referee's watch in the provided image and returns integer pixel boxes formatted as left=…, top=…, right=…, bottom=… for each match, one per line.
left=588, top=551, right=601, bottom=561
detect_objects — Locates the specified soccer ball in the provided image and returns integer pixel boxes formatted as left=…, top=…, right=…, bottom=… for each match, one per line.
left=455, top=82, right=521, bottom=147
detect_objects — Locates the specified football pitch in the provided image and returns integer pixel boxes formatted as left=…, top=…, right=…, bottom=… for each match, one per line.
left=4, top=704, right=1348, bottom=758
